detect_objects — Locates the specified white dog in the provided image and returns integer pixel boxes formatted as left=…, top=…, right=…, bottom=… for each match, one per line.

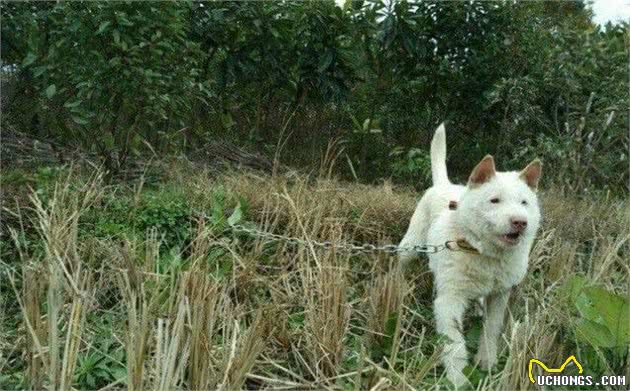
left=399, top=123, right=542, bottom=387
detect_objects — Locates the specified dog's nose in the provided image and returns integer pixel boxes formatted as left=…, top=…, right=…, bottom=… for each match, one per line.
left=510, top=218, right=528, bottom=231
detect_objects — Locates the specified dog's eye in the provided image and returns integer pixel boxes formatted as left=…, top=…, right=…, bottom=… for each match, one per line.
left=521, top=200, right=528, bottom=206
left=490, top=198, right=500, bottom=204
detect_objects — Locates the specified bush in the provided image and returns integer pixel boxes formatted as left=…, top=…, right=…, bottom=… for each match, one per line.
left=80, top=187, right=192, bottom=249
left=4, top=1, right=209, bottom=170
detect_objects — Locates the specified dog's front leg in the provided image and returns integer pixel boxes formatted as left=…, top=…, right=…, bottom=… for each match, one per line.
left=475, top=290, right=510, bottom=370
left=434, top=293, right=469, bottom=387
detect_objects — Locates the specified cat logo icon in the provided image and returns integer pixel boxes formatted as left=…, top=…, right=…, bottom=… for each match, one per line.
left=528, top=355, right=583, bottom=384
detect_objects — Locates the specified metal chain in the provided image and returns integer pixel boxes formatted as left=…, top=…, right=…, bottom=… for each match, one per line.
left=227, top=223, right=447, bottom=255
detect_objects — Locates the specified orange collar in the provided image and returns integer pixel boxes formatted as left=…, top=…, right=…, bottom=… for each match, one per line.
left=445, top=239, right=480, bottom=254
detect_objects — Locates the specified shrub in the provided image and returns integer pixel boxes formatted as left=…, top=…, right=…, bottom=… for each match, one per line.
left=7, top=1, right=209, bottom=170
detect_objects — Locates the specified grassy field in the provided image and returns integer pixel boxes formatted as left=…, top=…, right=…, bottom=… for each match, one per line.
left=0, top=163, right=628, bottom=390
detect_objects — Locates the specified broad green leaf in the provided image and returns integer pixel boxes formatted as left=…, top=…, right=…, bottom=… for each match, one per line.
left=211, top=190, right=226, bottom=228
left=349, top=114, right=362, bottom=130
left=560, top=275, right=587, bottom=303
left=118, top=15, right=133, bottom=27
left=33, top=66, right=47, bottom=77
left=575, top=292, right=602, bottom=323
left=317, top=51, right=334, bottom=73
left=23, top=52, right=37, bottom=67
left=64, top=100, right=82, bottom=109
left=581, top=287, right=630, bottom=345
left=220, top=112, right=235, bottom=129
left=575, top=318, right=616, bottom=348
left=97, top=21, right=111, bottom=34
left=45, top=85, right=57, bottom=99
left=227, top=202, right=243, bottom=226
left=72, top=116, right=89, bottom=125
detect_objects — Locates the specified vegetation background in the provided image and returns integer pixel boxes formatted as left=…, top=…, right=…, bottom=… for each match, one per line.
left=0, top=1, right=628, bottom=390
left=2, top=0, right=627, bottom=191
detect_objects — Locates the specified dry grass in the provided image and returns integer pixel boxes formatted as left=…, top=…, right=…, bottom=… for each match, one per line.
left=1, top=166, right=628, bottom=390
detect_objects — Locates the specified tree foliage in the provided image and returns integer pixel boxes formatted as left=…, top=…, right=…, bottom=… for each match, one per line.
left=1, top=0, right=627, bottom=192
left=3, top=1, right=208, bottom=169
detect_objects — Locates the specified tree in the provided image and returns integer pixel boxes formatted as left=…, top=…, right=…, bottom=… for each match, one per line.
left=10, top=1, right=209, bottom=171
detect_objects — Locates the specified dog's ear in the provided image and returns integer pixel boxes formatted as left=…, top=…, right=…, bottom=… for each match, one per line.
left=468, top=155, right=496, bottom=188
left=520, top=159, right=542, bottom=190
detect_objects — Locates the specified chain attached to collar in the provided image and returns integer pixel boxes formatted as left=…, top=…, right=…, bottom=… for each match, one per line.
left=228, top=223, right=445, bottom=254
left=225, top=222, right=477, bottom=255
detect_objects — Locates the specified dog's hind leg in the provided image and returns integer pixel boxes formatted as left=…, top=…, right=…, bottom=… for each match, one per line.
left=434, top=292, right=470, bottom=387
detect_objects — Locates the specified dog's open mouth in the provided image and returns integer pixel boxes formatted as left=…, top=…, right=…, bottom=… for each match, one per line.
left=500, top=232, right=522, bottom=245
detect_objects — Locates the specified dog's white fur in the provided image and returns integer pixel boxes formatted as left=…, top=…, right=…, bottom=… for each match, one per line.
left=399, top=123, right=542, bottom=387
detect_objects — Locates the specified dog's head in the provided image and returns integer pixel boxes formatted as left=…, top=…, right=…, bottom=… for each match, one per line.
left=457, top=155, right=542, bottom=250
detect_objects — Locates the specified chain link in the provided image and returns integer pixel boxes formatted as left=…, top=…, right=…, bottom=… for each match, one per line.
left=227, top=223, right=447, bottom=255
left=192, top=209, right=451, bottom=255
left=0, top=212, right=451, bottom=278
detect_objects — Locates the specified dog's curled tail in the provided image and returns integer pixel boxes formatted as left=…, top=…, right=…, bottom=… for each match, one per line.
left=431, top=123, right=449, bottom=186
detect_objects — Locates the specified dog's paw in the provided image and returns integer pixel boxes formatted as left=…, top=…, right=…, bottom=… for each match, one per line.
left=443, top=343, right=470, bottom=388
left=446, top=367, right=470, bottom=389
left=474, top=350, right=497, bottom=371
